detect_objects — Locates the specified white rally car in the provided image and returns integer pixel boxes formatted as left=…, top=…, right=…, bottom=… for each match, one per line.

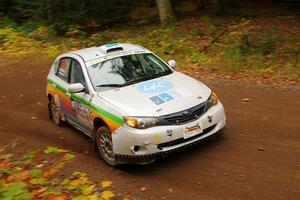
left=47, top=43, right=226, bottom=166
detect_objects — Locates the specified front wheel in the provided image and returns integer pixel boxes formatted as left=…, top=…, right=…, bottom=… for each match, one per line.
left=95, top=126, right=117, bottom=166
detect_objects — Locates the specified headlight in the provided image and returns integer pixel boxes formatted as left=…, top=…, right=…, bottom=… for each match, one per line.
left=123, top=117, right=159, bottom=129
left=207, top=91, right=219, bottom=109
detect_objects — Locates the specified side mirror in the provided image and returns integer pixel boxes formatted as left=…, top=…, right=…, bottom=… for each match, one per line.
left=68, top=83, right=85, bottom=93
left=168, top=60, right=176, bottom=69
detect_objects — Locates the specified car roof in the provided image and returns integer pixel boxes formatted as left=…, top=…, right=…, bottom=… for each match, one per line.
left=62, top=43, right=148, bottom=62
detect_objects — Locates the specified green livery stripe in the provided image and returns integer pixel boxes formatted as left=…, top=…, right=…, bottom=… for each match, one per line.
left=48, top=79, right=67, bottom=93
left=48, top=79, right=124, bottom=124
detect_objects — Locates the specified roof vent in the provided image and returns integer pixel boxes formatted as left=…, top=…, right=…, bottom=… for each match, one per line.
left=99, top=43, right=123, bottom=54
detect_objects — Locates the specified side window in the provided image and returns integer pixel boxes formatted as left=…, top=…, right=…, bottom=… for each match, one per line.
left=57, top=58, right=71, bottom=82
left=53, top=60, right=60, bottom=74
left=70, top=59, right=86, bottom=85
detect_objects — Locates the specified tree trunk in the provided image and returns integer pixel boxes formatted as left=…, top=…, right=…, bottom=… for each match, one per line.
left=213, top=0, right=224, bottom=15
left=156, top=0, right=175, bottom=24
left=194, top=0, right=206, bottom=10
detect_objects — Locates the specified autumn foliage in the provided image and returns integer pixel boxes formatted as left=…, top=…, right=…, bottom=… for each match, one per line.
left=0, top=146, right=117, bottom=200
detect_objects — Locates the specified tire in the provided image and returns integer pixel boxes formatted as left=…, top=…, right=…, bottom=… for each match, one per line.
left=95, top=126, right=117, bottom=166
left=49, top=97, right=63, bottom=126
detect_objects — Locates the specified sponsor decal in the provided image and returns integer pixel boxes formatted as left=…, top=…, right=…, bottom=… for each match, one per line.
left=137, top=80, right=173, bottom=94
left=148, top=88, right=192, bottom=105
left=149, top=96, right=165, bottom=105
left=159, top=93, right=174, bottom=102
left=48, top=79, right=124, bottom=132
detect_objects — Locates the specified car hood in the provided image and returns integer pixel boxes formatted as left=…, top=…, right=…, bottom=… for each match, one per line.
left=97, top=71, right=211, bottom=116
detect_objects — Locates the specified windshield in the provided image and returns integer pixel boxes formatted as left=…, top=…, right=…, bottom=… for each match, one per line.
left=86, top=53, right=173, bottom=90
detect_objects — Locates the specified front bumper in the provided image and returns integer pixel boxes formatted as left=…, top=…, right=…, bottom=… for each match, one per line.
left=112, top=102, right=226, bottom=164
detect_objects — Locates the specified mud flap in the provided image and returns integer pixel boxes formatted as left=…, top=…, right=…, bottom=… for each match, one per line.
left=48, top=101, right=53, bottom=120
left=92, top=128, right=98, bottom=153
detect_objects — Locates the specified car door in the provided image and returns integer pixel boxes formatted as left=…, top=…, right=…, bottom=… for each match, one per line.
left=51, top=57, right=77, bottom=122
left=68, top=59, right=94, bottom=133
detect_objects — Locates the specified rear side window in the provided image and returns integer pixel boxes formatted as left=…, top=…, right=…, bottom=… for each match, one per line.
left=57, top=58, right=71, bottom=82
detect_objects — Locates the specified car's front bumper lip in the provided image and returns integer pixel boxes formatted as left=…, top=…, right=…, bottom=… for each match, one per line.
left=115, top=126, right=225, bottom=164
left=112, top=102, right=226, bottom=164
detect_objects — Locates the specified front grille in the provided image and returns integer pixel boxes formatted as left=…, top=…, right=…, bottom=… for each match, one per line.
left=159, top=100, right=208, bottom=125
left=157, top=124, right=217, bottom=150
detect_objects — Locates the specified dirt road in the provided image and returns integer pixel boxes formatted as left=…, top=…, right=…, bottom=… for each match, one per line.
left=0, top=62, right=299, bottom=200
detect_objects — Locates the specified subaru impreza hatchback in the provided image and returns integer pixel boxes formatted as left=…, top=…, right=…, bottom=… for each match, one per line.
left=47, top=43, right=226, bottom=166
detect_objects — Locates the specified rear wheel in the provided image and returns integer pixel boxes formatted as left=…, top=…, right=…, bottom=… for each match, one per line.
left=49, top=98, right=63, bottom=126
left=96, top=126, right=117, bottom=166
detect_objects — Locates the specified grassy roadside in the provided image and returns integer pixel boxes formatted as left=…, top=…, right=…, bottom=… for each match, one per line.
left=0, top=16, right=299, bottom=80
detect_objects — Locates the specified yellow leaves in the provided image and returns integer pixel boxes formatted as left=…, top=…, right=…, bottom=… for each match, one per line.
left=0, top=27, right=40, bottom=59
left=87, top=195, right=98, bottom=200
left=43, top=167, right=60, bottom=178
left=44, top=146, right=68, bottom=154
left=46, top=45, right=61, bottom=59
left=101, top=181, right=112, bottom=188
left=0, top=147, right=123, bottom=199
left=70, top=177, right=89, bottom=186
left=99, top=180, right=112, bottom=199
left=101, top=190, right=114, bottom=200
left=81, top=185, right=95, bottom=196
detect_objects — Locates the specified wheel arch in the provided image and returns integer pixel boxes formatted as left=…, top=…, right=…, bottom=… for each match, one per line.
left=92, top=117, right=109, bottom=153
left=93, top=117, right=107, bottom=129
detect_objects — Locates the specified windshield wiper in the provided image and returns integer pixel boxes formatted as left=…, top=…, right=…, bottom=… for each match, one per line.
left=96, top=84, right=124, bottom=88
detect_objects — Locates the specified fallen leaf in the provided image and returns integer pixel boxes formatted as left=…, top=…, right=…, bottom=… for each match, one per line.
left=31, top=116, right=39, bottom=120
left=101, top=180, right=112, bottom=188
left=11, top=142, right=17, bottom=148
left=81, top=185, right=95, bottom=195
left=257, top=147, right=265, bottom=152
left=35, top=164, right=44, bottom=168
left=87, top=195, right=98, bottom=200
left=242, top=98, right=250, bottom=102
left=140, top=187, right=146, bottom=191
left=101, top=190, right=114, bottom=200
left=44, top=146, right=67, bottom=154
